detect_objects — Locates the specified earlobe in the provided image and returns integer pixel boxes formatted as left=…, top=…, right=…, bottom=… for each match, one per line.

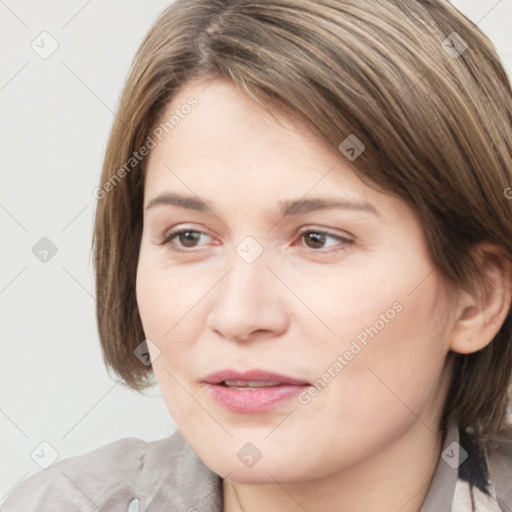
left=449, top=244, right=512, bottom=355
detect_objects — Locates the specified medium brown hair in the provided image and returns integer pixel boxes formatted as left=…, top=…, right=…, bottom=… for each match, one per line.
left=92, top=0, right=512, bottom=438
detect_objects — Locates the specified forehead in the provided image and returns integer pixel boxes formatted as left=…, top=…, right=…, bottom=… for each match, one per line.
left=144, top=78, right=384, bottom=213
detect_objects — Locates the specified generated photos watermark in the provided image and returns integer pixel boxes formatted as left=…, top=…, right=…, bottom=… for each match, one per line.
left=298, top=300, right=403, bottom=404
left=93, top=97, right=198, bottom=200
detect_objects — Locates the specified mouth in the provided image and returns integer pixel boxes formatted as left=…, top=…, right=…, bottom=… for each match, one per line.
left=203, top=369, right=311, bottom=413
left=219, top=380, right=288, bottom=389
left=203, top=369, right=311, bottom=386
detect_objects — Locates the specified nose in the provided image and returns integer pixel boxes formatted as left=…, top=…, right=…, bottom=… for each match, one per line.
left=206, top=248, right=289, bottom=343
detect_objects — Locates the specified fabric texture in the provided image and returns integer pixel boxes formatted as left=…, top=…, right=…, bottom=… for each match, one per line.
left=2, top=422, right=511, bottom=511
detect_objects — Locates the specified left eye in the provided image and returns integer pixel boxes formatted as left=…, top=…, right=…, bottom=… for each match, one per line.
left=297, top=230, right=352, bottom=251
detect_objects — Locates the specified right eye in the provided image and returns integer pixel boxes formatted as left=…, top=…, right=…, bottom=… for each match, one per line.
left=159, top=228, right=214, bottom=252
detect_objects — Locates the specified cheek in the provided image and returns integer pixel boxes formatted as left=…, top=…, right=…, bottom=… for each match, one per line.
left=136, top=262, right=195, bottom=425
left=136, top=256, right=167, bottom=341
left=352, top=293, right=448, bottom=424
left=135, top=250, right=204, bottom=346
left=136, top=254, right=183, bottom=384
left=301, top=247, right=451, bottom=421
left=135, top=251, right=211, bottom=405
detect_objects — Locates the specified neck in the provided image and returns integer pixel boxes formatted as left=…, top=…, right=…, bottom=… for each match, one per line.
left=222, top=419, right=444, bottom=512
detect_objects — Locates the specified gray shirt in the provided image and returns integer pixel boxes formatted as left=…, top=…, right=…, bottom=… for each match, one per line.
left=2, top=422, right=512, bottom=511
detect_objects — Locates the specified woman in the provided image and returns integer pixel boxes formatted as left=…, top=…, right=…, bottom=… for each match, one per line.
left=3, top=0, right=512, bottom=511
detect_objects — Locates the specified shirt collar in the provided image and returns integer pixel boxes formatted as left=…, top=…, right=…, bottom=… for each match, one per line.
left=421, top=421, right=502, bottom=512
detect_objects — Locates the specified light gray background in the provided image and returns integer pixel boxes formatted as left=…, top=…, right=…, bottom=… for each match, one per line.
left=1, top=0, right=511, bottom=504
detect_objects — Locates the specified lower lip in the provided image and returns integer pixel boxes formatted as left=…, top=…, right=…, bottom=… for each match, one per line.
left=205, top=383, right=310, bottom=413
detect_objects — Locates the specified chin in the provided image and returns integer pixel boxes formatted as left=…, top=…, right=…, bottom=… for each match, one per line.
left=199, top=444, right=320, bottom=484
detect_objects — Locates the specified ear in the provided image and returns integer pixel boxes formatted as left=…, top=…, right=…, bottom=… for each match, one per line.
left=449, top=243, right=512, bottom=355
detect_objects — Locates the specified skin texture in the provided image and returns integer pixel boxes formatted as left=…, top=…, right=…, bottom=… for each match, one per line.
left=135, top=77, right=510, bottom=512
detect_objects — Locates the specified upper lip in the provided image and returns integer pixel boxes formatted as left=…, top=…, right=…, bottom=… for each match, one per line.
left=203, top=369, right=311, bottom=386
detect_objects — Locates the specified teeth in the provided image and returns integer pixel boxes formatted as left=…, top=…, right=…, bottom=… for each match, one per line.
left=223, top=380, right=282, bottom=388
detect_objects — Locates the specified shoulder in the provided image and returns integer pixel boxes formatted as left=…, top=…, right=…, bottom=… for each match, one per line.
left=0, top=429, right=221, bottom=512
left=1, top=436, right=148, bottom=511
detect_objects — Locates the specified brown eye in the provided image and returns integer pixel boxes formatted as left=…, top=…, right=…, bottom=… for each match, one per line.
left=303, top=231, right=327, bottom=249
left=159, top=229, right=213, bottom=252
left=298, top=229, right=354, bottom=253
left=176, top=230, right=202, bottom=247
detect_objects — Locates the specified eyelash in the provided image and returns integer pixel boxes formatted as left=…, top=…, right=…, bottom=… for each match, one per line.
left=157, top=227, right=354, bottom=255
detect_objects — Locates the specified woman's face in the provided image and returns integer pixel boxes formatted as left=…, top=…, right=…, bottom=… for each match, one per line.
left=136, top=77, right=456, bottom=483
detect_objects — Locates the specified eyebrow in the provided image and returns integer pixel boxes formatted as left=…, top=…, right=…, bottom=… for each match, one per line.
left=144, top=192, right=380, bottom=217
